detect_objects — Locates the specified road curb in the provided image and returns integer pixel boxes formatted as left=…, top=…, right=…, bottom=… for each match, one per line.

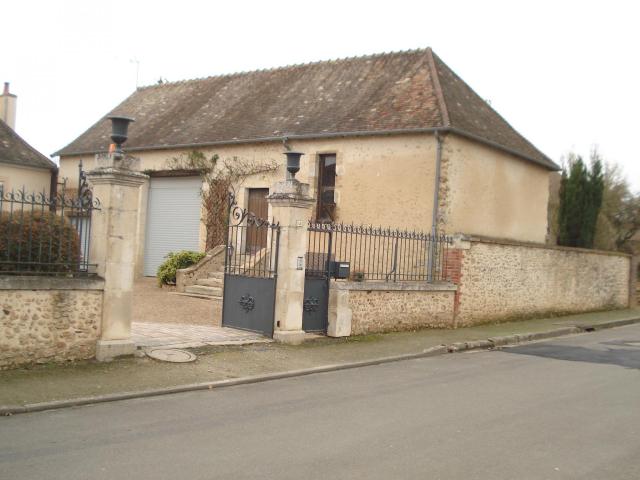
left=578, top=317, right=640, bottom=331
left=2, top=317, right=639, bottom=416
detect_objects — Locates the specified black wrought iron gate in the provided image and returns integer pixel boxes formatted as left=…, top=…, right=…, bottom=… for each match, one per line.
left=303, top=223, right=332, bottom=333
left=222, top=192, right=280, bottom=337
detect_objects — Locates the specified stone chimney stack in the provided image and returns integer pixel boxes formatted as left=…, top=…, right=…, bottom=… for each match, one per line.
left=0, top=82, right=17, bottom=130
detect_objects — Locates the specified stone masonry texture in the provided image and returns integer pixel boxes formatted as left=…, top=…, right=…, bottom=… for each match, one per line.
left=456, top=240, right=631, bottom=325
left=349, top=290, right=455, bottom=335
left=0, top=289, right=102, bottom=369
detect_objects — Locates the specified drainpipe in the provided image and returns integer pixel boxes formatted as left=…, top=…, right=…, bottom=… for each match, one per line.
left=427, top=130, right=443, bottom=282
left=49, top=168, right=58, bottom=198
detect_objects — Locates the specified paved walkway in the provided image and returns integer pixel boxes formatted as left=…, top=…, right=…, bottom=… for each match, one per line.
left=132, top=321, right=269, bottom=348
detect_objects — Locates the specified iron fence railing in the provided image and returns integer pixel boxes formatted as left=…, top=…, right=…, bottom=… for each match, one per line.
left=307, top=222, right=453, bottom=282
left=225, top=222, right=280, bottom=278
left=0, top=187, right=100, bottom=276
left=224, top=191, right=280, bottom=278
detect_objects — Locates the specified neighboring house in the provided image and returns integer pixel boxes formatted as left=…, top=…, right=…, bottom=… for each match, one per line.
left=55, top=48, right=559, bottom=277
left=0, top=83, right=58, bottom=198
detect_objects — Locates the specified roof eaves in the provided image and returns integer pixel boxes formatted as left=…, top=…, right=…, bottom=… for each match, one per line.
left=57, top=125, right=560, bottom=171
left=0, top=120, right=57, bottom=171
left=53, top=88, right=139, bottom=157
left=447, top=127, right=560, bottom=171
left=56, top=127, right=446, bottom=157
left=53, top=115, right=111, bottom=157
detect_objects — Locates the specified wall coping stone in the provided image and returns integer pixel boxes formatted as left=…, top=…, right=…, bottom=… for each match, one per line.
left=467, top=234, right=632, bottom=258
left=0, top=275, right=105, bottom=291
left=330, top=281, right=457, bottom=292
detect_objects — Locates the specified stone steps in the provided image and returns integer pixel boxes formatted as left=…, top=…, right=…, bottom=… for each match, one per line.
left=181, top=270, right=225, bottom=298
left=185, top=285, right=223, bottom=297
left=169, top=292, right=222, bottom=301
left=197, top=277, right=224, bottom=287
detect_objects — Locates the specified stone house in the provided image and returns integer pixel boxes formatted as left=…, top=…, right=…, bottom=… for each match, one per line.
left=55, top=48, right=559, bottom=278
left=0, top=83, right=58, bottom=198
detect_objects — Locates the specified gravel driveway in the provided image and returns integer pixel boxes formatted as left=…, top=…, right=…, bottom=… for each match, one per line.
left=133, top=278, right=221, bottom=326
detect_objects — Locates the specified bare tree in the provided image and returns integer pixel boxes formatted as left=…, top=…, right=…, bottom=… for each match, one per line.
left=594, top=162, right=640, bottom=253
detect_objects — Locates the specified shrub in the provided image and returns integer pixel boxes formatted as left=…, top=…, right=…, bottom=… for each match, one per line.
left=157, top=250, right=206, bottom=286
left=0, top=210, right=80, bottom=274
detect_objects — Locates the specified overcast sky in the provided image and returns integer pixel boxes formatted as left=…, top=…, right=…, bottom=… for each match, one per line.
left=3, top=0, right=639, bottom=189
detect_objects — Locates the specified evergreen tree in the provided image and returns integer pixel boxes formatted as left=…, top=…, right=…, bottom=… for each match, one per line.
left=583, top=153, right=604, bottom=247
left=557, top=152, right=605, bottom=248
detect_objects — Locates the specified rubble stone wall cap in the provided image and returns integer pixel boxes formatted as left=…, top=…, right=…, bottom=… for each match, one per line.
left=468, top=234, right=632, bottom=258
left=331, top=281, right=457, bottom=292
left=0, top=275, right=105, bottom=291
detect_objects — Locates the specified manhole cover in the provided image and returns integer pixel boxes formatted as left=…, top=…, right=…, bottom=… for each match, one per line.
left=146, top=348, right=197, bottom=363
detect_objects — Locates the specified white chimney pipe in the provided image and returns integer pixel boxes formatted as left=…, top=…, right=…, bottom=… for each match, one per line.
left=0, top=82, right=17, bottom=130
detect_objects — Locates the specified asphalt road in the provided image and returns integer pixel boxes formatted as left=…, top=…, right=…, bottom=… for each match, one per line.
left=2, top=324, right=640, bottom=480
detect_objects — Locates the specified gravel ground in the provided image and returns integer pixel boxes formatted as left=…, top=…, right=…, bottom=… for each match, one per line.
left=132, top=278, right=221, bottom=326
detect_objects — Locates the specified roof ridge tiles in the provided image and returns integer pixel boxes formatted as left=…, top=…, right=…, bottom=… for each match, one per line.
left=136, top=47, right=432, bottom=90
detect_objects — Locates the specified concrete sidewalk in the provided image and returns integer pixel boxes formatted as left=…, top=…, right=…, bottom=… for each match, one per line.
left=1, top=308, right=639, bottom=411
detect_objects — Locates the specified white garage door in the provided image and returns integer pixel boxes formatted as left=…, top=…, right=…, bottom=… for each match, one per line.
left=143, top=176, right=202, bottom=277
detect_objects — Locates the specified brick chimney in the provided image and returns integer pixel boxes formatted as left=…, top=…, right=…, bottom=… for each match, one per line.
left=0, top=82, right=17, bottom=129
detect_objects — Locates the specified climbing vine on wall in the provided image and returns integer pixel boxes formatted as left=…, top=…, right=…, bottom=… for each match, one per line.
left=166, top=151, right=279, bottom=249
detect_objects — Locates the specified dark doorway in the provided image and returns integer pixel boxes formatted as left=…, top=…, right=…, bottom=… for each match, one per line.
left=316, top=154, right=336, bottom=222
left=246, top=188, right=269, bottom=253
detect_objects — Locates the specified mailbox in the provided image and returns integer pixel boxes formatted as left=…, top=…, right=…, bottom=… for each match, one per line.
left=331, top=261, right=350, bottom=279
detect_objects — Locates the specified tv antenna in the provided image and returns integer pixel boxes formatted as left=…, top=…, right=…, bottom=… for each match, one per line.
left=130, top=58, right=141, bottom=87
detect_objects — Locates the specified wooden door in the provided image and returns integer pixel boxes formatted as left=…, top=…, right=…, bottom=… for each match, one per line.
left=246, top=188, right=269, bottom=253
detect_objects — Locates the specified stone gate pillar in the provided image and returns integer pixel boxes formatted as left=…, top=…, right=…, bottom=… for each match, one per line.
left=87, top=153, right=148, bottom=361
left=268, top=178, right=314, bottom=344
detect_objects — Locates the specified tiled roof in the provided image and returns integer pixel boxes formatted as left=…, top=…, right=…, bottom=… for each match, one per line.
left=0, top=119, right=57, bottom=171
left=55, top=48, right=558, bottom=170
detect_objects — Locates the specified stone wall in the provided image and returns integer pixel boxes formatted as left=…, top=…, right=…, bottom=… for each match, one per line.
left=442, top=135, right=551, bottom=243
left=452, top=236, right=631, bottom=325
left=176, top=244, right=226, bottom=292
left=0, top=276, right=104, bottom=369
left=330, top=282, right=457, bottom=336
